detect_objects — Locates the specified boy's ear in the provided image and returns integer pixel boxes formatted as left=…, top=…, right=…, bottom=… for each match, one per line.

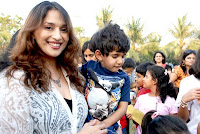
left=95, top=50, right=103, bottom=61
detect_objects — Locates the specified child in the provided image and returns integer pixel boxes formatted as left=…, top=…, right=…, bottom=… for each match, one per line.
left=82, top=40, right=97, bottom=64
left=121, top=58, right=136, bottom=134
left=141, top=110, right=189, bottom=134
left=133, top=65, right=177, bottom=134
left=135, top=62, right=154, bottom=97
left=81, top=23, right=130, bottom=134
left=165, top=64, right=172, bottom=76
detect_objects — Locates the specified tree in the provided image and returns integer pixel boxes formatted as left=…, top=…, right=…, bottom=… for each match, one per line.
left=74, top=27, right=85, bottom=38
left=126, top=17, right=144, bottom=50
left=96, top=5, right=113, bottom=29
left=138, top=33, right=161, bottom=63
left=169, top=14, right=194, bottom=51
left=0, top=13, right=22, bottom=55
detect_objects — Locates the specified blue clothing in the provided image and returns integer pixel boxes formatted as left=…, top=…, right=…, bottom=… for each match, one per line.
left=81, top=60, right=130, bottom=134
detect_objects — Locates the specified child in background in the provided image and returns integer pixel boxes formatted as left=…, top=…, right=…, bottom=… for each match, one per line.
left=82, top=40, right=97, bottom=64
left=81, top=23, right=130, bottom=134
left=135, top=62, right=154, bottom=97
left=122, top=58, right=136, bottom=96
left=165, top=64, right=172, bottom=76
left=141, top=110, right=189, bottom=134
left=120, top=58, right=136, bottom=134
left=133, top=65, right=177, bottom=134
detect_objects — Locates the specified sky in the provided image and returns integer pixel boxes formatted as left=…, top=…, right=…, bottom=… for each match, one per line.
left=0, top=0, right=200, bottom=45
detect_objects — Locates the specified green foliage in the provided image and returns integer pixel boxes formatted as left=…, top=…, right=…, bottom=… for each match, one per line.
left=126, top=17, right=144, bottom=50
left=74, top=27, right=85, bottom=37
left=96, top=5, right=113, bottom=29
left=169, top=14, right=194, bottom=50
left=0, top=13, right=22, bottom=55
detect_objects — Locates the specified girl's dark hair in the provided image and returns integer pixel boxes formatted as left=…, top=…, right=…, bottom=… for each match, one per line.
left=122, top=58, right=136, bottom=69
left=90, top=23, right=130, bottom=56
left=6, top=1, right=84, bottom=93
left=180, top=49, right=196, bottom=75
left=191, top=49, right=200, bottom=79
left=147, top=65, right=177, bottom=102
left=136, top=62, right=154, bottom=76
left=142, top=110, right=156, bottom=134
left=153, top=51, right=166, bottom=64
left=142, top=110, right=189, bottom=134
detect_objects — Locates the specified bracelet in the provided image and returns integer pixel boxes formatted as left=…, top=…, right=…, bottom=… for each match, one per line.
left=181, top=99, right=187, bottom=105
left=180, top=99, right=188, bottom=108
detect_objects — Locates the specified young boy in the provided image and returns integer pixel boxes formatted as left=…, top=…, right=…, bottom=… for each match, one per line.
left=81, top=23, right=130, bottom=134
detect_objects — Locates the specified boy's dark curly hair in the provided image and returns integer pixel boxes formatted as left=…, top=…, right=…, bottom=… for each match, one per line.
left=147, top=65, right=177, bottom=103
left=90, top=23, right=130, bottom=56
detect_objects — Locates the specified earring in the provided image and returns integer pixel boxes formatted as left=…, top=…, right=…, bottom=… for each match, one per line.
left=32, top=37, right=36, bottom=44
left=182, top=62, right=185, bottom=66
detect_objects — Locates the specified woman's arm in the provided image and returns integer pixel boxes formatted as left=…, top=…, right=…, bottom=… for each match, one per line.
left=178, top=88, right=200, bottom=122
left=169, top=72, right=178, bottom=82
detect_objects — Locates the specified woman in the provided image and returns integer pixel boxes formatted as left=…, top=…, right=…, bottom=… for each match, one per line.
left=175, top=49, right=200, bottom=134
left=170, top=49, right=196, bottom=88
left=0, top=1, right=107, bottom=134
left=153, top=51, right=166, bottom=68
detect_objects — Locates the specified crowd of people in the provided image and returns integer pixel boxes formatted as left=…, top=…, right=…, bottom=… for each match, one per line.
left=0, top=1, right=199, bottom=134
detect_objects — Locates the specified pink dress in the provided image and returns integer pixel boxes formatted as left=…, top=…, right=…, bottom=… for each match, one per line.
left=134, top=93, right=178, bottom=134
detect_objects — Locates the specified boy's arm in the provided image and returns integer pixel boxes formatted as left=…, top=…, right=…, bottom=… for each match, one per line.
left=102, top=101, right=128, bottom=128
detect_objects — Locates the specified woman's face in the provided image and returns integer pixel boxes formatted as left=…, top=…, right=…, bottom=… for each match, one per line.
left=33, top=9, right=69, bottom=58
left=155, top=53, right=163, bottom=64
left=183, top=53, right=196, bottom=67
left=84, top=48, right=97, bottom=62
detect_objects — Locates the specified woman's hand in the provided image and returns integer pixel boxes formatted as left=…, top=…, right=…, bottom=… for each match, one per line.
left=182, top=88, right=200, bottom=103
left=78, top=119, right=107, bottom=134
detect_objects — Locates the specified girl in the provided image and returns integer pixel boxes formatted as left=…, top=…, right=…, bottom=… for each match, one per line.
left=0, top=1, right=107, bottom=134
left=134, top=65, right=177, bottom=134
left=153, top=51, right=166, bottom=68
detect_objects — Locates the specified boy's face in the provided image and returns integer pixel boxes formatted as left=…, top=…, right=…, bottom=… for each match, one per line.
left=96, top=50, right=126, bottom=72
left=135, top=72, right=144, bottom=88
left=123, top=67, right=133, bottom=76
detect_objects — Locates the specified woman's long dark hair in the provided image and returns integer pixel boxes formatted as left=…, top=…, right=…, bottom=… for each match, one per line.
left=147, top=65, right=177, bottom=103
left=180, top=49, right=196, bottom=74
left=191, top=49, right=200, bottom=79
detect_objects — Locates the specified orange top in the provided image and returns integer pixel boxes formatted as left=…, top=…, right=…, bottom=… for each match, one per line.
left=173, top=66, right=189, bottom=88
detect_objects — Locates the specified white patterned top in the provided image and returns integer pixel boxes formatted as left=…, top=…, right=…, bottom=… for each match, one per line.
left=0, top=68, right=88, bottom=134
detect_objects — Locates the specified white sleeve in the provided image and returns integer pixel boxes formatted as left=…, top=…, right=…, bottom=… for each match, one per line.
left=175, top=78, right=188, bottom=107
left=0, top=70, right=33, bottom=134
